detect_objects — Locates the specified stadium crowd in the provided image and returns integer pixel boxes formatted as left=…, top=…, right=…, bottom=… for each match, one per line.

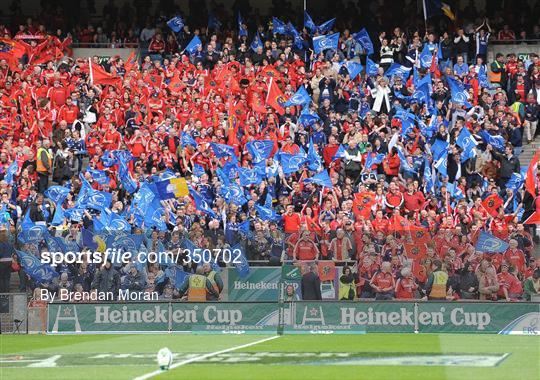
left=0, top=1, right=539, bottom=303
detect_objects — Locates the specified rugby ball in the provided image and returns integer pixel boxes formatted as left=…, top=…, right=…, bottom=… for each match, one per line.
left=157, top=347, right=173, bottom=370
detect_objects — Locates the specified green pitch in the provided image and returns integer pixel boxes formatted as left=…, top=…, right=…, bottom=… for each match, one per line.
left=1, top=333, right=538, bottom=380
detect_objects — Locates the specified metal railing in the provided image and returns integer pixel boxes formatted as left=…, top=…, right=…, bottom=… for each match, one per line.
left=72, top=42, right=139, bottom=48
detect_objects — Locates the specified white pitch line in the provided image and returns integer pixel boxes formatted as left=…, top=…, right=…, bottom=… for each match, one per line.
left=133, top=335, right=279, bottom=380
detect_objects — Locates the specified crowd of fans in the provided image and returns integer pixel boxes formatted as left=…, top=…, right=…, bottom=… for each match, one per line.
left=0, top=3, right=539, bottom=303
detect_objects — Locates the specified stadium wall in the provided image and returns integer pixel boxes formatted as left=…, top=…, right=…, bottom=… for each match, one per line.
left=487, top=44, right=540, bottom=63
left=46, top=301, right=540, bottom=335
left=72, top=48, right=136, bottom=61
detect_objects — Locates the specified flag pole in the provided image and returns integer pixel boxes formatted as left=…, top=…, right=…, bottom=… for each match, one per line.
left=304, top=0, right=306, bottom=12
left=422, top=0, right=428, bottom=34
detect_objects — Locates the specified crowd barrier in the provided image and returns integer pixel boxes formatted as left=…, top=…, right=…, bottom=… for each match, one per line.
left=46, top=301, right=540, bottom=335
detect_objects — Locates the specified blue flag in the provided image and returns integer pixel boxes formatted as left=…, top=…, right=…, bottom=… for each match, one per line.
left=317, top=18, right=336, bottom=34
left=456, top=127, right=478, bottom=162
left=307, top=139, right=323, bottom=171
left=4, top=160, right=18, bottom=185
left=104, top=211, right=131, bottom=232
left=118, top=161, right=138, bottom=194
left=211, top=142, right=235, bottom=158
left=304, top=170, right=333, bottom=188
left=184, top=35, right=202, bottom=55
left=424, top=158, right=434, bottom=193
left=144, top=199, right=168, bottom=231
left=255, top=204, right=279, bottom=221
left=298, top=106, right=320, bottom=127
left=193, top=163, right=205, bottom=178
left=364, top=153, right=385, bottom=172
left=17, top=250, right=58, bottom=284
left=506, top=169, right=527, bottom=191
left=272, top=17, right=287, bottom=34
left=431, top=139, right=449, bottom=161
left=284, top=85, right=312, bottom=106
left=434, top=150, right=448, bottom=177
left=167, top=16, right=184, bottom=33
left=385, top=63, right=412, bottom=78
left=332, top=145, right=347, bottom=160
left=232, top=243, right=250, bottom=278
left=87, top=168, right=110, bottom=185
left=366, top=57, right=379, bottom=76
left=181, top=132, right=198, bottom=147
left=51, top=206, right=65, bottom=226
left=250, top=32, right=263, bottom=52
left=86, top=190, right=112, bottom=211
left=280, top=152, right=307, bottom=174
left=478, top=65, right=492, bottom=89
left=208, top=13, right=222, bottom=30
left=340, top=61, right=363, bottom=80
left=353, top=28, right=374, bottom=55
left=475, top=231, right=510, bottom=253
left=397, top=148, right=417, bottom=173
left=313, top=32, right=339, bottom=54
left=63, top=207, right=85, bottom=222
left=222, top=183, right=247, bottom=206
left=238, top=13, right=248, bottom=37
left=246, top=140, right=274, bottom=163
left=286, top=22, right=304, bottom=50
left=419, top=43, right=433, bottom=68
left=479, top=130, right=505, bottom=151
left=101, top=150, right=116, bottom=167
left=81, top=228, right=98, bottom=250
left=446, top=76, right=472, bottom=108
left=304, top=11, right=317, bottom=33
left=238, top=167, right=263, bottom=187
left=190, top=188, right=217, bottom=218
left=18, top=224, right=48, bottom=245
left=44, top=186, right=70, bottom=205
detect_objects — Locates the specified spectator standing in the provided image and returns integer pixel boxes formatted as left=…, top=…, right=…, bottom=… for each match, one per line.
left=301, top=263, right=322, bottom=300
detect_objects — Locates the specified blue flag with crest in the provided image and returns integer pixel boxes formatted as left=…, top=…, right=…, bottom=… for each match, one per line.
left=246, top=140, right=274, bottom=163
left=304, top=170, right=333, bottom=188
left=476, top=231, right=510, bottom=253
left=167, top=16, right=184, bottom=33
left=313, top=32, right=339, bottom=54
left=17, top=250, right=58, bottom=284
left=353, top=28, right=374, bottom=55
left=184, top=35, right=202, bottom=54
left=44, top=186, right=70, bottom=205
left=284, top=85, right=312, bottom=107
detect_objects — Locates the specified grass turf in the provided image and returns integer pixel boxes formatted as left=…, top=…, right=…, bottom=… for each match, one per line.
left=1, top=333, right=538, bottom=380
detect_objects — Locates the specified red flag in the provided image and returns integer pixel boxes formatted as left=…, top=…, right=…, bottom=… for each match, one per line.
left=248, top=91, right=267, bottom=114
left=352, top=191, right=376, bottom=219
left=412, top=261, right=428, bottom=283
left=403, top=242, right=427, bottom=262
left=482, top=194, right=503, bottom=218
left=228, top=101, right=247, bottom=122
left=317, top=261, right=336, bottom=282
left=0, top=38, right=27, bottom=59
left=124, top=51, right=138, bottom=73
left=525, top=149, right=540, bottom=197
left=167, top=75, right=185, bottom=93
left=61, top=35, right=73, bottom=56
left=204, top=76, right=221, bottom=95
left=429, top=53, right=441, bottom=78
left=265, top=77, right=285, bottom=115
left=408, top=225, right=431, bottom=244
left=524, top=212, right=540, bottom=225
left=145, top=74, right=163, bottom=89
left=260, top=66, right=280, bottom=79
left=89, top=59, right=121, bottom=86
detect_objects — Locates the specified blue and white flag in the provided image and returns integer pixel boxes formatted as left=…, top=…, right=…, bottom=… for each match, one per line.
left=363, top=153, right=385, bottom=172
left=430, top=139, right=449, bottom=161
left=424, top=158, right=434, bottom=193
left=255, top=204, right=279, bottom=221
left=232, top=243, right=250, bottom=278
left=397, top=148, right=417, bottom=173
left=434, top=150, right=448, bottom=177
left=298, top=106, right=320, bottom=127
left=313, top=32, right=339, bottom=54
left=366, top=57, right=379, bottom=76
left=419, top=43, right=433, bottom=68
left=332, top=144, right=347, bottom=160
left=238, top=167, right=262, bottom=187
left=353, top=28, right=374, bottom=55
left=280, top=152, right=307, bottom=174
left=18, top=224, right=48, bottom=244
left=304, top=11, right=317, bottom=33
left=222, top=182, right=247, bottom=206
left=86, top=190, right=112, bottom=211
left=284, top=85, right=312, bottom=106
left=17, top=250, right=58, bottom=284
left=307, top=139, right=323, bottom=171
left=340, top=61, right=363, bottom=80
left=506, top=168, right=527, bottom=191
left=304, top=170, right=333, bottom=188
left=101, top=150, right=117, bottom=167
left=317, top=18, right=336, bottom=34
left=181, top=132, right=198, bottom=147
left=385, top=63, right=412, bottom=78
left=184, top=35, right=202, bottom=55
left=246, top=140, right=274, bottom=163
left=51, top=206, right=65, bottom=226
left=87, top=168, right=110, bottom=185
left=250, top=32, right=263, bottom=52
left=167, top=16, right=184, bottom=33
left=272, top=17, right=287, bottom=34
left=190, top=187, right=217, bottom=218
left=446, top=76, right=472, bottom=108
left=238, top=13, right=248, bottom=37
left=4, top=160, right=18, bottom=185
left=44, top=186, right=70, bottom=205
left=456, top=127, right=478, bottom=162
left=211, top=142, right=235, bottom=158
left=479, top=130, right=505, bottom=151
left=476, top=231, right=509, bottom=253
